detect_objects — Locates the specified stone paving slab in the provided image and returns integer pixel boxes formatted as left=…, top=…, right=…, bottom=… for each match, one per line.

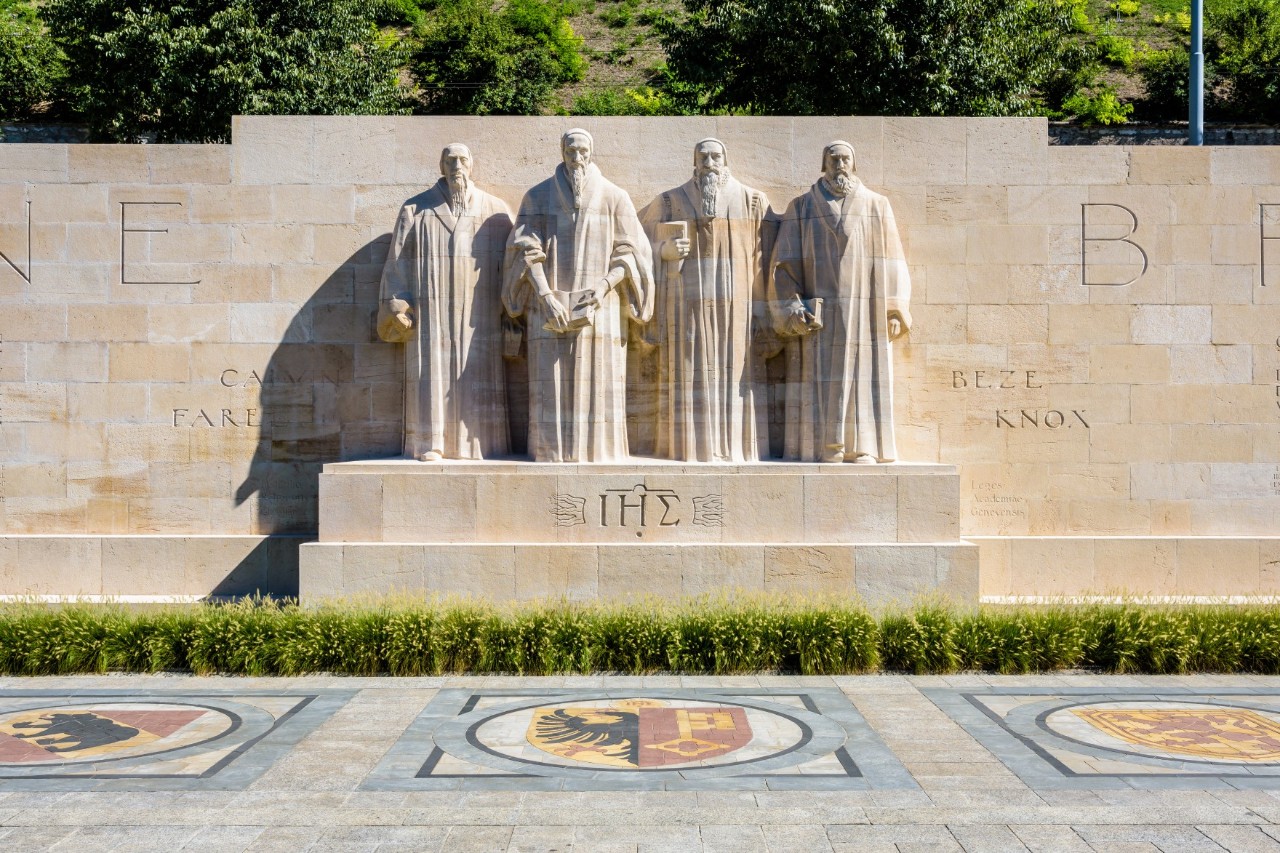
left=0, top=676, right=1280, bottom=850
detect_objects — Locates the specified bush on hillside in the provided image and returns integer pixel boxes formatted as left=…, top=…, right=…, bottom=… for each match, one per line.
left=44, top=0, right=408, bottom=142
left=412, top=0, right=586, bottom=114
left=0, top=0, right=65, bottom=121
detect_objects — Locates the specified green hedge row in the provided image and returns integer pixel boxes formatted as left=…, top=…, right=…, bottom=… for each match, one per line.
left=1, top=599, right=1279, bottom=677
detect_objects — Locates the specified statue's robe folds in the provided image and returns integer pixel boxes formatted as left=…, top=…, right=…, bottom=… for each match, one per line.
left=502, top=163, right=655, bottom=462
left=378, top=180, right=513, bottom=460
left=640, top=177, right=771, bottom=462
left=769, top=178, right=912, bottom=462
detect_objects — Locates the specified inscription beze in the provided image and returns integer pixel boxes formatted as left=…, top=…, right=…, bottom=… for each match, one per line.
left=549, top=484, right=726, bottom=529
left=1080, top=202, right=1148, bottom=287
left=120, top=201, right=201, bottom=286
left=952, top=370, right=1043, bottom=389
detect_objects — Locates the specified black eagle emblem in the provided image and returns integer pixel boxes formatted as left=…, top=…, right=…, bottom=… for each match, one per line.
left=533, top=708, right=640, bottom=765
left=11, top=712, right=140, bottom=753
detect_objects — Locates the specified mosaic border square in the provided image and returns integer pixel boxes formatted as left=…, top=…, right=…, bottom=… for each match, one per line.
left=926, top=686, right=1280, bottom=790
left=0, top=690, right=352, bottom=791
left=364, top=688, right=916, bottom=791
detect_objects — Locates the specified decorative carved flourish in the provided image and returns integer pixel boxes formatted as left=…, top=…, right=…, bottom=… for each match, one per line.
left=692, top=495, right=725, bottom=527
left=550, top=494, right=587, bottom=526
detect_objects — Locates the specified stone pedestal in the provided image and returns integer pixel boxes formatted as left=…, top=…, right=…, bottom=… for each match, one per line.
left=299, top=461, right=978, bottom=605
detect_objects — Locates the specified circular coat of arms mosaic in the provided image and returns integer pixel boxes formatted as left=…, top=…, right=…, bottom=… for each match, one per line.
left=473, top=697, right=805, bottom=770
left=1042, top=700, right=1280, bottom=765
left=433, top=693, right=851, bottom=780
left=0, top=703, right=238, bottom=765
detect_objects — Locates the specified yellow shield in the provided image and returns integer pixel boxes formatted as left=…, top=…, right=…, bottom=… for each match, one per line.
left=1073, top=707, right=1280, bottom=762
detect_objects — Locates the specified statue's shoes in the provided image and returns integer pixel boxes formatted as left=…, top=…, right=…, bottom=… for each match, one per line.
left=850, top=454, right=877, bottom=464
left=417, top=450, right=443, bottom=462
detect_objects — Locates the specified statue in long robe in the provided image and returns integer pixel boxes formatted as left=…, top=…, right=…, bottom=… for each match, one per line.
left=769, top=141, right=912, bottom=464
left=502, top=128, right=655, bottom=462
left=377, top=143, right=512, bottom=461
left=639, top=138, right=772, bottom=462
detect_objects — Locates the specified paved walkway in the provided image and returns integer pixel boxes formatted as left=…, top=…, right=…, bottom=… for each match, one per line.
left=2, top=674, right=1280, bottom=850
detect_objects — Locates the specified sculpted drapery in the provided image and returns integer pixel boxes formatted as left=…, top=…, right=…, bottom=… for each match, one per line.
left=640, top=138, right=772, bottom=463
left=770, top=141, right=912, bottom=464
left=377, top=145, right=513, bottom=461
left=502, top=129, right=655, bottom=463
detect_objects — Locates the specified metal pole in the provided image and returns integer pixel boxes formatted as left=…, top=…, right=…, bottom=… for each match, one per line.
left=1190, top=0, right=1204, bottom=145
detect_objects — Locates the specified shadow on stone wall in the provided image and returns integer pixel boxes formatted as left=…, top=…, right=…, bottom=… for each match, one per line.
left=231, top=239, right=402, bottom=591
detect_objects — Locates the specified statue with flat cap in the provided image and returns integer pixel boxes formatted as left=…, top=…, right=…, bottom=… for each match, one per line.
left=769, top=141, right=912, bottom=464
left=502, top=128, right=655, bottom=462
left=639, top=137, right=773, bottom=462
left=377, top=142, right=513, bottom=461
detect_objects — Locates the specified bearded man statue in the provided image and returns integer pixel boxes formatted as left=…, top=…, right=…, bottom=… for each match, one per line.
left=639, top=138, right=774, bottom=462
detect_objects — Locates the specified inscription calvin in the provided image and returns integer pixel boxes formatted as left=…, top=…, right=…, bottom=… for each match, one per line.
left=550, top=485, right=725, bottom=529
left=121, top=201, right=201, bottom=285
left=1081, top=203, right=1148, bottom=286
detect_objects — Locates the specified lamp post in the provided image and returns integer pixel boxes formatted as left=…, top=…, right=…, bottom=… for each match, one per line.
left=1190, top=0, right=1204, bottom=145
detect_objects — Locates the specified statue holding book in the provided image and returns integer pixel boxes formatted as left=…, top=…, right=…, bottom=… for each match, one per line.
left=501, top=128, right=656, bottom=462
left=769, top=140, right=912, bottom=464
left=640, top=138, right=774, bottom=462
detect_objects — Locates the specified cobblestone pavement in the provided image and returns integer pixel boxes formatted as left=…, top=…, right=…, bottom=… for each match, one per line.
left=5, top=674, right=1280, bottom=851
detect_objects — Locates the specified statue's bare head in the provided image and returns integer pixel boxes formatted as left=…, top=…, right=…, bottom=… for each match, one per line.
left=822, top=141, right=856, bottom=196
left=693, top=138, right=728, bottom=179
left=440, top=143, right=472, bottom=183
left=561, top=129, right=593, bottom=172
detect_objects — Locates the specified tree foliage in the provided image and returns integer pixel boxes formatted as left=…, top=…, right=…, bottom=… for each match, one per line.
left=658, top=0, right=1097, bottom=116
left=0, top=0, right=65, bottom=121
left=412, top=0, right=587, bottom=115
left=1211, top=0, right=1280, bottom=119
left=43, top=0, right=408, bottom=142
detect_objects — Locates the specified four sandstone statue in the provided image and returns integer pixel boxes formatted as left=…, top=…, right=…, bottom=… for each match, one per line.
left=377, top=129, right=912, bottom=465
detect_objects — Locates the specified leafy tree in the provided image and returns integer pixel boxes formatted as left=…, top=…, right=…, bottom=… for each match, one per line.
left=44, top=0, right=408, bottom=142
left=1211, top=0, right=1280, bottom=119
left=0, top=0, right=65, bottom=121
left=412, top=0, right=586, bottom=114
left=658, top=0, right=1098, bottom=116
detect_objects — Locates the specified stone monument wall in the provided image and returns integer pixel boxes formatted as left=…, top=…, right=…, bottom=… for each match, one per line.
left=1, top=116, right=1278, bottom=599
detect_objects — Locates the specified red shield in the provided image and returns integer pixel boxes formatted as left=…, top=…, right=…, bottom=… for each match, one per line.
left=637, top=706, right=753, bottom=767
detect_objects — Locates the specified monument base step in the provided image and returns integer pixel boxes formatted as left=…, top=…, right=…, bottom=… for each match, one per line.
left=298, top=541, right=980, bottom=606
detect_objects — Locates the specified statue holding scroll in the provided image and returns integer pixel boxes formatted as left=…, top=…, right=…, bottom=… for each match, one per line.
left=640, top=138, right=772, bottom=462
left=770, top=141, right=912, bottom=464
left=377, top=143, right=512, bottom=461
left=502, top=128, right=655, bottom=462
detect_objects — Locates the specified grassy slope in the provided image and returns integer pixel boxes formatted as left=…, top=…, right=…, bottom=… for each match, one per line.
left=557, top=0, right=1205, bottom=117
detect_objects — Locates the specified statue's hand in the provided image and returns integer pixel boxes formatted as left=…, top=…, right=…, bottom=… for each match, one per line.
left=887, top=310, right=908, bottom=341
left=542, top=291, right=572, bottom=332
left=378, top=298, right=415, bottom=342
left=661, top=237, right=690, bottom=261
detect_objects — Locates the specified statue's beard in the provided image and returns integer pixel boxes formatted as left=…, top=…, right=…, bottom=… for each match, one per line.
left=568, top=163, right=588, bottom=209
left=448, top=174, right=470, bottom=213
left=695, top=167, right=730, bottom=217
left=824, top=172, right=854, bottom=197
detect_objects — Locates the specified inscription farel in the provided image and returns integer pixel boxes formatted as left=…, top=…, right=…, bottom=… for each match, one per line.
left=550, top=484, right=726, bottom=530
left=172, top=407, right=260, bottom=428
left=1081, top=202, right=1148, bottom=287
left=996, top=409, right=1089, bottom=429
left=952, top=370, right=1043, bottom=389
